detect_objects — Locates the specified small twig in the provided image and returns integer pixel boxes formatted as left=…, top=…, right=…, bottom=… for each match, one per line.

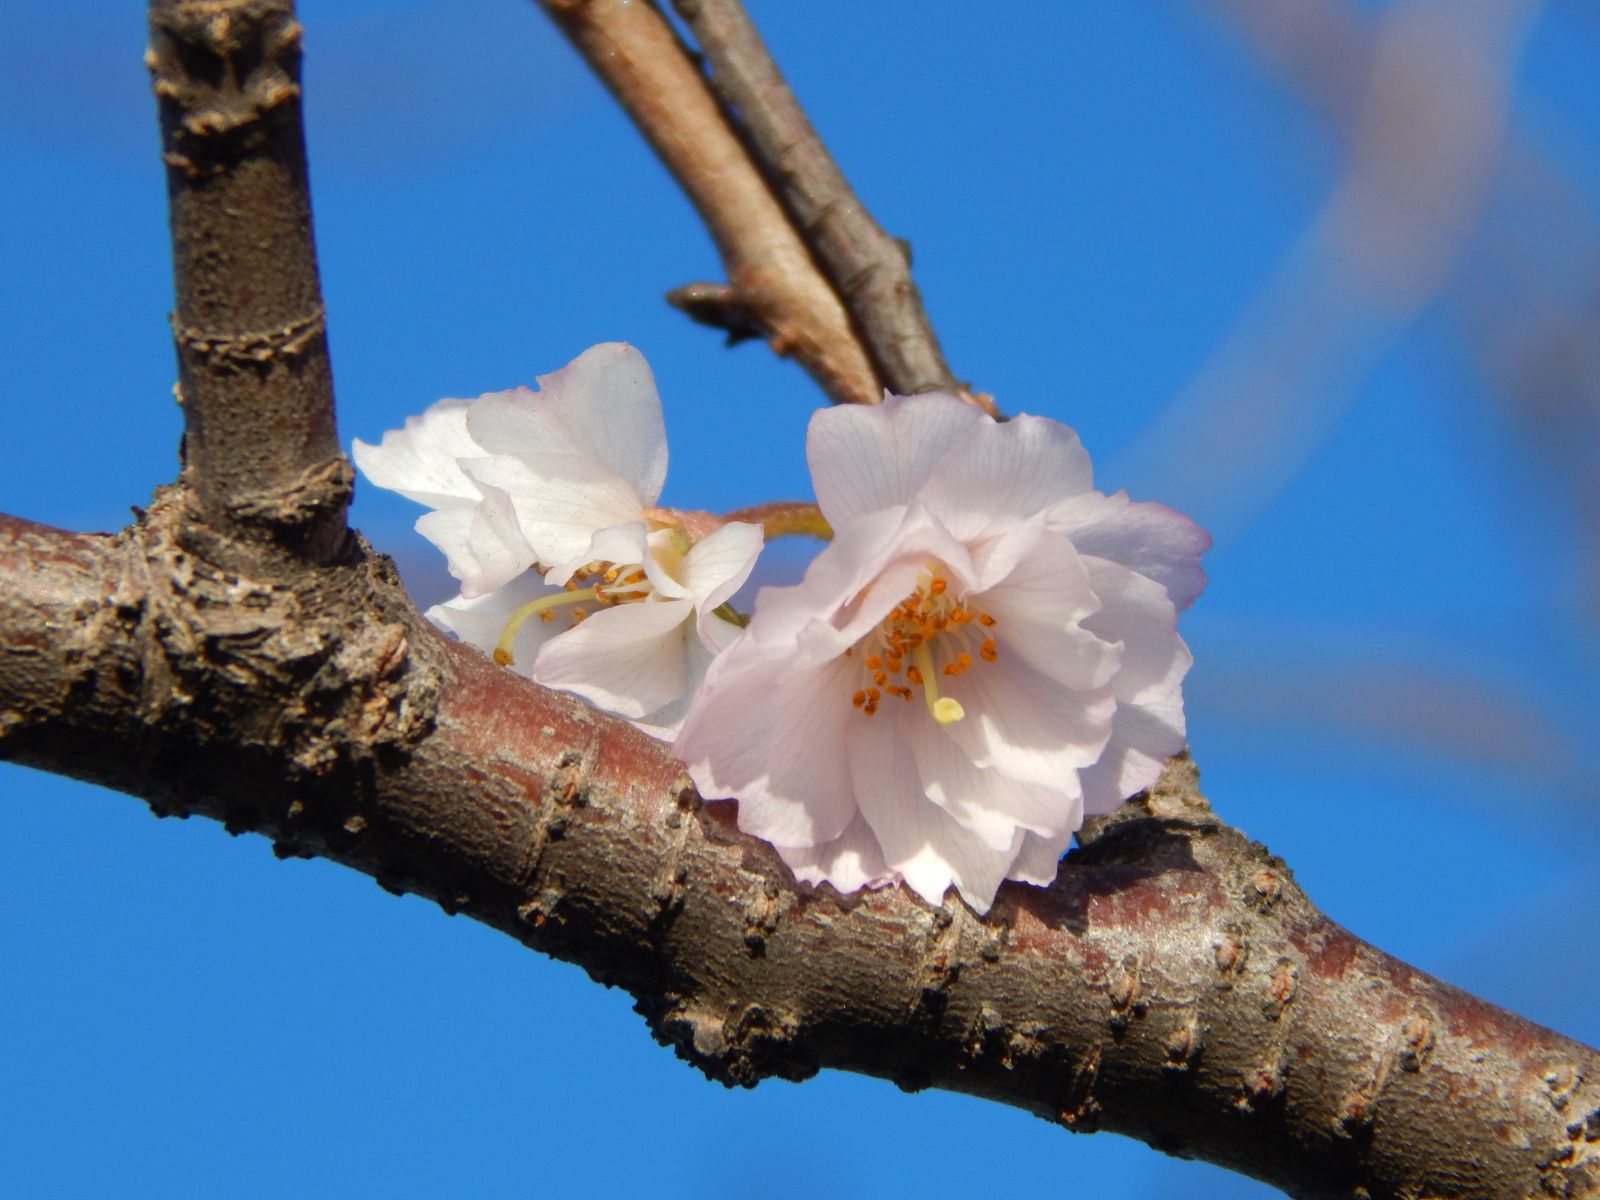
left=147, top=0, right=350, bottom=562
left=664, top=282, right=768, bottom=346
left=670, top=0, right=995, bottom=415
left=537, top=0, right=877, bottom=406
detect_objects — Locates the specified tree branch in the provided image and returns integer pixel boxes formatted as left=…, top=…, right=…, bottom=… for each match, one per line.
left=148, top=0, right=350, bottom=562
left=536, top=0, right=879, bottom=407
left=3, top=507, right=1594, bottom=1200
left=668, top=0, right=980, bottom=409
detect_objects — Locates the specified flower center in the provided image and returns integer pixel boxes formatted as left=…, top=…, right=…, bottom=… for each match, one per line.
left=492, top=560, right=653, bottom=667
left=846, top=568, right=998, bottom=725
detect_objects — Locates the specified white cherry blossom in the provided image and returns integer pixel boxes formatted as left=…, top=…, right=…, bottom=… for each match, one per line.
left=675, top=393, right=1207, bottom=913
left=353, top=343, right=762, bottom=738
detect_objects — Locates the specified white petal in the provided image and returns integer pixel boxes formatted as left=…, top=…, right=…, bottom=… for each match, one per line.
left=921, top=412, right=1094, bottom=541
left=532, top=599, right=693, bottom=719
left=847, top=712, right=1027, bottom=914
left=352, top=398, right=483, bottom=506
left=975, top=528, right=1122, bottom=693
left=678, top=521, right=764, bottom=613
left=676, top=650, right=860, bottom=848
left=910, top=714, right=1082, bottom=844
left=629, top=625, right=719, bottom=741
left=427, top=572, right=562, bottom=675
left=415, top=480, right=536, bottom=599
left=776, top=812, right=894, bottom=896
left=465, top=343, right=668, bottom=506
left=1080, top=690, right=1188, bottom=815
left=939, top=649, right=1117, bottom=789
left=1080, top=556, right=1192, bottom=704
left=1007, top=830, right=1074, bottom=887
left=462, top=453, right=643, bottom=569
left=808, top=392, right=985, bottom=526
left=1047, top=490, right=1211, bottom=611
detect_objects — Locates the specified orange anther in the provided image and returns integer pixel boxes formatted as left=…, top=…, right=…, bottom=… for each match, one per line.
left=980, top=639, right=998, bottom=661
left=852, top=690, right=866, bottom=708
left=929, top=577, right=948, bottom=596
left=866, top=654, right=882, bottom=670
left=978, top=612, right=996, bottom=627
left=906, top=666, right=924, bottom=686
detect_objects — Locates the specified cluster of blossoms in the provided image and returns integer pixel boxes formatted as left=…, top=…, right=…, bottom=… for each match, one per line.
left=356, top=344, right=1208, bottom=913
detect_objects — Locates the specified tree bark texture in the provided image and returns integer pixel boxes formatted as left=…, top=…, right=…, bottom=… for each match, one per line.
left=669, top=0, right=963, bottom=402
left=3, top=507, right=1596, bottom=1200
left=149, top=0, right=349, bottom=563
left=536, top=0, right=880, bottom=407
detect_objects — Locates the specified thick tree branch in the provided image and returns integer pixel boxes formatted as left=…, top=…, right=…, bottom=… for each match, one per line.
left=3, top=507, right=1595, bottom=1200
left=535, top=0, right=878, bottom=407
left=148, top=0, right=349, bottom=563
left=668, top=0, right=982, bottom=410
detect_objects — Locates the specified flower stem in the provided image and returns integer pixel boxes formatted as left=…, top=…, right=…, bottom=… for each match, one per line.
left=722, top=501, right=833, bottom=541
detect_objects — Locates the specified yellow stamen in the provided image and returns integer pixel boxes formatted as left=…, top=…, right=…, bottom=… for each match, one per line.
left=492, top=587, right=601, bottom=665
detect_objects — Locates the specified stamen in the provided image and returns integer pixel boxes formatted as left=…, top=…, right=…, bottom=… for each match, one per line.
left=492, top=586, right=600, bottom=665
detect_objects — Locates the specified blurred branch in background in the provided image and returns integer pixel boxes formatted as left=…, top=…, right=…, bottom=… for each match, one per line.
left=1118, top=0, right=1539, bottom=540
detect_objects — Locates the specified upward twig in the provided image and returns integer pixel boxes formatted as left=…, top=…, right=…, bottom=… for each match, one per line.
left=148, top=0, right=350, bottom=563
left=670, top=0, right=993, bottom=414
left=538, top=0, right=878, bottom=407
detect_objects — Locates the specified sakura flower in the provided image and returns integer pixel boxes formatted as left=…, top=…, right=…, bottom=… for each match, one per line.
left=675, top=393, right=1208, bottom=913
left=353, top=343, right=762, bottom=738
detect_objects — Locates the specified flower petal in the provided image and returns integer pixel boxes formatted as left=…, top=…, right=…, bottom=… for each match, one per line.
left=975, top=527, right=1122, bottom=693
left=462, top=453, right=644, bottom=569
left=808, top=392, right=985, bottom=525
left=847, top=712, right=1027, bottom=913
left=532, top=598, right=693, bottom=719
left=776, top=812, right=894, bottom=896
left=1079, top=690, right=1188, bottom=815
left=939, top=649, right=1117, bottom=789
left=416, top=478, right=536, bottom=599
left=464, top=343, right=668, bottom=506
left=676, top=651, right=861, bottom=848
left=352, top=398, right=482, bottom=507
left=1007, top=830, right=1074, bottom=887
left=1047, top=490, right=1211, bottom=611
left=921, top=412, right=1094, bottom=541
left=427, top=572, right=562, bottom=673
left=678, top=521, right=764, bottom=614
left=1080, top=556, right=1192, bottom=704
left=629, top=622, right=719, bottom=741
left=910, top=714, right=1083, bottom=844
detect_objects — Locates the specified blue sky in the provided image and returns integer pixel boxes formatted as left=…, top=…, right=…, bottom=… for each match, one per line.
left=4, top=2, right=1598, bottom=1196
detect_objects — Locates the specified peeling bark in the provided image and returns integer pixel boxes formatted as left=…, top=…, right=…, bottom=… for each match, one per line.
left=3, top=506, right=1595, bottom=1200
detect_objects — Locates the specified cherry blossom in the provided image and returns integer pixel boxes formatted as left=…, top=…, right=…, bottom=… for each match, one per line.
left=675, top=393, right=1207, bottom=912
left=353, top=343, right=762, bottom=738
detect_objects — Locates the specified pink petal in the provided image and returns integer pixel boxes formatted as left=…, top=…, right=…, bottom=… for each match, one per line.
left=776, top=812, right=894, bottom=896
left=1007, top=830, right=1074, bottom=887
left=1080, top=556, right=1193, bottom=704
left=415, top=480, right=536, bottom=599
left=807, top=392, right=984, bottom=526
left=847, top=715, right=1027, bottom=913
left=676, top=651, right=861, bottom=849
left=921, top=412, right=1094, bottom=541
left=1080, top=691, right=1187, bottom=815
left=910, top=714, right=1083, bottom=844
left=939, top=650, right=1118, bottom=789
left=679, top=520, right=764, bottom=614
left=1047, top=490, right=1210, bottom=611
left=427, top=572, right=564, bottom=674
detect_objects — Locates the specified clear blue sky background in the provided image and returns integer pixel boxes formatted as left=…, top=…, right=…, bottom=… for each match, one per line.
left=4, top=2, right=1598, bottom=1197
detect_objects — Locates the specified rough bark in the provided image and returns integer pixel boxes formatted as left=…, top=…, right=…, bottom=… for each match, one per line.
left=668, top=0, right=969, bottom=405
left=148, top=0, right=349, bottom=563
left=2, top=507, right=1596, bottom=1200
left=536, top=0, right=879, bottom=407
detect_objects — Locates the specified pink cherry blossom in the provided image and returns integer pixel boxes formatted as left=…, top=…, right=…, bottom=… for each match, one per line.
left=675, top=393, right=1207, bottom=913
